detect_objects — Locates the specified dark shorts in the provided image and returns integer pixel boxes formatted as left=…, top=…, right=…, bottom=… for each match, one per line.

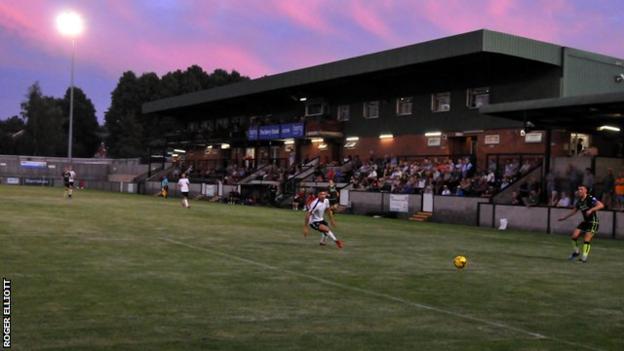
left=163, top=185, right=169, bottom=191
left=64, top=181, right=70, bottom=187
left=182, top=191, right=189, bottom=198
left=309, top=220, right=329, bottom=231
left=577, top=221, right=599, bottom=234
left=329, top=198, right=338, bottom=206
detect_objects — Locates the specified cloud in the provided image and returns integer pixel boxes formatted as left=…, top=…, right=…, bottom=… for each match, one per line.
left=347, top=1, right=399, bottom=44
left=269, top=0, right=339, bottom=36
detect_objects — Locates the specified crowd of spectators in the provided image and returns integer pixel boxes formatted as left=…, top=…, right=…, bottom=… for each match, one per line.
left=539, top=165, right=624, bottom=210
left=344, top=155, right=539, bottom=198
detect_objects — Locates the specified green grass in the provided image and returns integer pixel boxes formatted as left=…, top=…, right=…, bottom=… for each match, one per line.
left=1, top=185, right=623, bottom=351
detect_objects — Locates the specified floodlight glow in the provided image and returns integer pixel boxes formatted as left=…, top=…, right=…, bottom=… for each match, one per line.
left=173, top=149, right=186, bottom=153
left=311, top=138, right=324, bottom=143
left=318, top=143, right=328, bottom=150
left=425, top=131, right=442, bottom=137
left=284, top=139, right=295, bottom=145
left=379, top=134, right=394, bottom=139
left=221, top=143, right=230, bottom=149
left=56, top=11, right=84, bottom=37
left=598, top=125, right=621, bottom=132
left=346, top=136, right=359, bottom=141
left=299, top=97, right=307, bottom=102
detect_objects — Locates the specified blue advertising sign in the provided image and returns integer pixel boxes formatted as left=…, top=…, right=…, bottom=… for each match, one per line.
left=292, top=123, right=304, bottom=138
left=20, top=161, right=47, bottom=168
left=280, top=123, right=304, bottom=138
left=258, top=125, right=280, bottom=140
left=247, top=127, right=258, bottom=140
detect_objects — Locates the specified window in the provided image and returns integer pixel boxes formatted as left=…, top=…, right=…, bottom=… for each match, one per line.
left=200, top=120, right=213, bottom=131
left=337, top=105, right=350, bottom=121
left=431, top=92, right=451, bottom=112
left=396, top=97, right=413, bottom=116
left=216, top=118, right=229, bottom=129
left=305, top=101, right=326, bottom=116
left=363, top=101, right=380, bottom=119
left=466, top=87, right=490, bottom=109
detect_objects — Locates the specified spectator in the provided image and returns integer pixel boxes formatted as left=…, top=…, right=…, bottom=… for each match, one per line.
left=601, top=168, right=615, bottom=209
left=582, top=168, right=594, bottom=192
left=615, top=171, right=624, bottom=210
left=511, top=191, right=523, bottom=205
left=526, top=190, right=539, bottom=207
left=545, top=172, right=556, bottom=201
left=549, top=190, right=559, bottom=207
left=441, top=185, right=451, bottom=195
left=519, top=160, right=532, bottom=175
left=556, top=192, right=571, bottom=208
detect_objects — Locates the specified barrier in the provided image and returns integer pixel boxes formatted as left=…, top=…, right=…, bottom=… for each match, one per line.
left=349, top=191, right=422, bottom=217
left=478, top=203, right=622, bottom=238
left=431, top=196, right=489, bottom=225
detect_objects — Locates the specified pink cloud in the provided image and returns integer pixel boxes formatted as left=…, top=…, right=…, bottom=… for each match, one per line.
left=269, top=0, right=338, bottom=35
left=347, top=1, right=399, bottom=44
left=0, top=1, right=274, bottom=80
left=417, top=0, right=563, bottom=42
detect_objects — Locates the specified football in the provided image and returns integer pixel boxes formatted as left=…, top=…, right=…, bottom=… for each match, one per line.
left=453, top=255, right=467, bottom=269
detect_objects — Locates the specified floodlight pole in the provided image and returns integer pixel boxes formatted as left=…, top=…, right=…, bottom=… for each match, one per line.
left=68, top=38, right=76, bottom=164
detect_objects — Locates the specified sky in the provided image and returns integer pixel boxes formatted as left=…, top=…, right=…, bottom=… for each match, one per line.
left=1, top=0, right=623, bottom=124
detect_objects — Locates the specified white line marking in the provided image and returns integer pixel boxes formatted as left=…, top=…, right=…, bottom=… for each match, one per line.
left=160, top=237, right=605, bottom=351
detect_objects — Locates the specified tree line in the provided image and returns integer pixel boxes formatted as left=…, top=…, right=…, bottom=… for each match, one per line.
left=0, top=66, right=248, bottom=158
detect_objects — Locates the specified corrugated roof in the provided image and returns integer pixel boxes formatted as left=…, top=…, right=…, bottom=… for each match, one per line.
left=142, top=29, right=573, bottom=114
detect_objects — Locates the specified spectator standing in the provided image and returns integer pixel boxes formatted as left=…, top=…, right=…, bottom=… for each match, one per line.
left=601, top=168, right=615, bottom=209
left=615, top=171, right=624, bottom=210
left=582, top=168, right=594, bottom=192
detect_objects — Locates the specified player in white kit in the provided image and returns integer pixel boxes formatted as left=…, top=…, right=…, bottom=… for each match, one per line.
left=303, top=191, right=343, bottom=248
left=178, top=173, right=191, bottom=208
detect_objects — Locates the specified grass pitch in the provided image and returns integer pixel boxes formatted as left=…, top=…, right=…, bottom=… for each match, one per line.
left=1, top=185, right=623, bottom=350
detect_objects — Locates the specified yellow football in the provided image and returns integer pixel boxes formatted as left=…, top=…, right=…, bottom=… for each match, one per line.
left=453, top=255, right=468, bottom=269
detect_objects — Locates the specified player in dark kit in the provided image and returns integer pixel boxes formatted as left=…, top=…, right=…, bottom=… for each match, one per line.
left=558, top=185, right=604, bottom=263
left=328, top=179, right=340, bottom=210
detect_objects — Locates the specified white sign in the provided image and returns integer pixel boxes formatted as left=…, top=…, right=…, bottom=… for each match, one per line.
left=6, top=177, right=19, bottom=185
left=484, top=134, right=500, bottom=145
left=427, top=137, right=441, bottom=146
left=423, top=193, right=434, bottom=212
left=525, top=132, right=543, bottom=143
left=203, top=184, right=216, bottom=196
left=340, top=188, right=350, bottom=206
left=389, top=194, right=409, bottom=213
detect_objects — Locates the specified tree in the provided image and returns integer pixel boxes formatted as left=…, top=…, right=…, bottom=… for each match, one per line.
left=20, top=83, right=65, bottom=156
left=59, top=87, right=100, bottom=157
left=105, top=66, right=250, bottom=158
left=104, top=71, right=143, bottom=158
left=0, top=115, right=26, bottom=154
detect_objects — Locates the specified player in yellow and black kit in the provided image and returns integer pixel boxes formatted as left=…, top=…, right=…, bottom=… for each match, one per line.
left=558, top=185, right=604, bottom=263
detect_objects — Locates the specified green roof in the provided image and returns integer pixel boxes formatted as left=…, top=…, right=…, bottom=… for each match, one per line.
left=143, top=29, right=617, bottom=115
left=480, top=91, right=624, bottom=129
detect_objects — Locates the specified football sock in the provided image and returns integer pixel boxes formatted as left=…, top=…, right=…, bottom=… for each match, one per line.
left=325, top=231, right=337, bottom=241
left=582, top=241, right=591, bottom=260
left=571, top=239, right=579, bottom=254
left=68, top=189, right=72, bottom=198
